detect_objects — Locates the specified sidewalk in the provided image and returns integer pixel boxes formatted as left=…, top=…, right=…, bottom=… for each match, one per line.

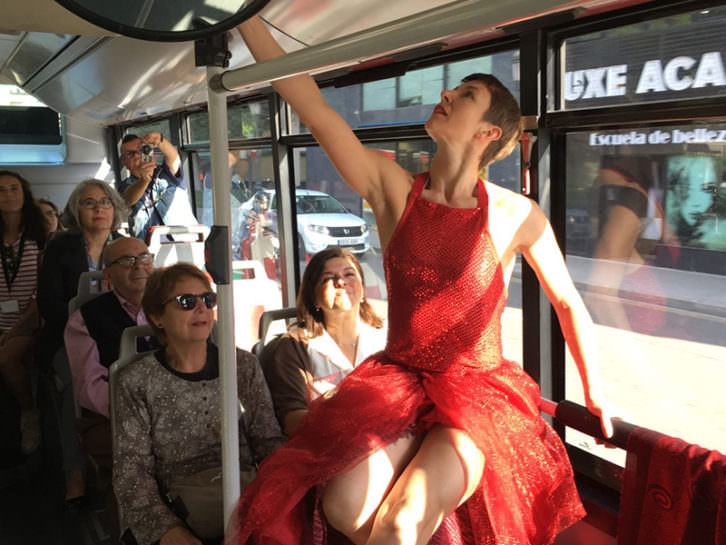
left=565, top=255, right=726, bottom=319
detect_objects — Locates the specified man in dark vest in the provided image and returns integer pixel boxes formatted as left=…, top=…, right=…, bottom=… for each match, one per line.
left=61, top=237, right=155, bottom=537
left=65, top=237, right=156, bottom=419
left=64, top=237, right=157, bottom=475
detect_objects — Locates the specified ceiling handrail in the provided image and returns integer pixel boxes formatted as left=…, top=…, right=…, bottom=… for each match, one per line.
left=214, top=0, right=574, bottom=92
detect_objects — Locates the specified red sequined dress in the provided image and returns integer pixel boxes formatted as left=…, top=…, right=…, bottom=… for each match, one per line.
left=228, top=173, right=585, bottom=545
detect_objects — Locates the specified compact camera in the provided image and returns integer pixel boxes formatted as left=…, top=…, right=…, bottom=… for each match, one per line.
left=140, top=143, right=154, bottom=163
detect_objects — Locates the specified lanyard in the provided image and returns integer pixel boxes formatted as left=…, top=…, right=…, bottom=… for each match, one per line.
left=1, top=232, right=26, bottom=291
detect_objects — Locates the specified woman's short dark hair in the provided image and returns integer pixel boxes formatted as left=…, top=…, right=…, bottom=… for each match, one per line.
left=142, top=263, right=213, bottom=344
left=461, top=74, right=523, bottom=170
left=0, top=170, right=47, bottom=247
left=62, top=179, right=128, bottom=232
left=296, top=247, right=383, bottom=338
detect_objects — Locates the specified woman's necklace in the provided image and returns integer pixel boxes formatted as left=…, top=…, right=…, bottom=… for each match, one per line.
left=342, top=336, right=359, bottom=362
left=338, top=334, right=359, bottom=348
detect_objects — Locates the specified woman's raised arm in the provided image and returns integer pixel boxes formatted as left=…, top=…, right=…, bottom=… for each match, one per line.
left=237, top=17, right=397, bottom=204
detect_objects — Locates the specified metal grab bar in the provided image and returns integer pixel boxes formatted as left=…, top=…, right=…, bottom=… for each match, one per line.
left=216, top=0, right=574, bottom=92
left=540, top=398, right=636, bottom=451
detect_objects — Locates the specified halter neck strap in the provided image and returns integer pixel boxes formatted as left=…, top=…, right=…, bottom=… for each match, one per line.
left=412, top=173, right=488, bottom=230
left=476, top=179, right=489, bottom=231
left=410, top=172, right=428, bottom=200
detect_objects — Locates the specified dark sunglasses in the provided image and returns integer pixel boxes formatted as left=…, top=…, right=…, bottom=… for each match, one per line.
left=167, top=292, right=217, bottom=310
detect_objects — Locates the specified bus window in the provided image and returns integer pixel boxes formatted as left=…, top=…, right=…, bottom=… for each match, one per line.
left=287, top=51, right=519, bottom=135
left=291, top=140, right=523, bottom=361
left=124, top=119, right=170, bottom=140
left=188, top=100, right=271, bottom=142
left=558, top=5, right=726, bottom=111
left=565, top=124, right=726, bottom=464
left=195, top=148, right=282, bottom=347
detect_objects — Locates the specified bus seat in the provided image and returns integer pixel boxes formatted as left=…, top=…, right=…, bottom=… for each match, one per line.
left=544, top=397, right=726, bottom=545
left=68, top=270, right=107, bottom=316
left=109, top=325, right=157, bottom=453
left=252, top=307, right=296, bottom=358
left=108, top=322, right=217, bottom=446
left=542, top=399, right=629, bottom=543
left=52, top=271, right=109, bottom=417
left=106, top=324, right=157, bottom=541
left=59, top=278, right=121, bottom=508
left=232, top=260, right=283, bottom=350
left=147, top=225, right=210, bottom=269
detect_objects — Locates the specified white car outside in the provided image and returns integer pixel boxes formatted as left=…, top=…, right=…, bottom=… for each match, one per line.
left=240, top=189, right=370, bottom=257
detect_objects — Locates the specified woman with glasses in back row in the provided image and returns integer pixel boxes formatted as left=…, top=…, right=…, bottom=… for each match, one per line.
left=113, top=263, right=284, bottom=545
left=37, top=179, right=127, bottom=506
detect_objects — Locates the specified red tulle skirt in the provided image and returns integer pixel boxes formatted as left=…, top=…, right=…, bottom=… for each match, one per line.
left=227, top=354, right=584, bottom=545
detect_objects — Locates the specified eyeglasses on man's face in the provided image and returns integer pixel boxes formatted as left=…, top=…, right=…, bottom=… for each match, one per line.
left=122, top=150, right=141, bottom=159
left=165, top=292, right=217, bottom=311
left=108, top=252, right=155, bottom=268
left=79, top=197, right=114, bottom=209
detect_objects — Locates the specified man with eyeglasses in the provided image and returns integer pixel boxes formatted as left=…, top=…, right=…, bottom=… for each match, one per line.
left=117, top=132, right=197, bottom=241
left=63, top=238, right=158, bottom=471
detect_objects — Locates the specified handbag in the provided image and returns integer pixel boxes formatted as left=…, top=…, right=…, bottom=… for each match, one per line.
left=166, top=466, right=257, bottom=540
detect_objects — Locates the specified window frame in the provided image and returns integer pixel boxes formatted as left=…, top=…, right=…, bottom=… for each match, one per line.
left=545, top=0, right=726, bottom=496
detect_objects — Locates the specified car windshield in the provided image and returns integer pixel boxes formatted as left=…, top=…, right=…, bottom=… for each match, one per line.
left=296, top=195, right=348, bottom=214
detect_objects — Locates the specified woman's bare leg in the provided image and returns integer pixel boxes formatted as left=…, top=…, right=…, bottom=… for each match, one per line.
left=322, top=433, right=423, bottom=545
left=366, top=425, right=484, bottom=545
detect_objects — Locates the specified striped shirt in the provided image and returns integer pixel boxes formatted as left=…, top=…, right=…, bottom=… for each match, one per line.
left=0, top=237, right=41, bottom=331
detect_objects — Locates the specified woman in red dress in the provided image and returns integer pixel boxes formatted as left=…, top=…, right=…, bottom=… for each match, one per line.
left=230, top=17, right=614, bottom=545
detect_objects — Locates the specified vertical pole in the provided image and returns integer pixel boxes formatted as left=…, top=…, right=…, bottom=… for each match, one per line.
left=206, top=64, right=240, bottom=527
left=269, top=94, right=297, bottom=305
left=519, top=30, right=543, bottom=388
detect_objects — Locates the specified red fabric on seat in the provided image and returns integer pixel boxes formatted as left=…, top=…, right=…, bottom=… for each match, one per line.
left=617, top=427, right=726, bottom=545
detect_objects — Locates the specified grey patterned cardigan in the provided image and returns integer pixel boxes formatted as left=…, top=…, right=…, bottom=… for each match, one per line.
left=112, top=344, right=284, bottom=545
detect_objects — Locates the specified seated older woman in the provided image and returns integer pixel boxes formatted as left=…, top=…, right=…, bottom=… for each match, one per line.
left=262, top=248, right=386, bottom=436
left=37, top=178, right=127, bottom=503
left=39, top=179, right=128, bottom=351
left=112, top=263, right=284, bottom=545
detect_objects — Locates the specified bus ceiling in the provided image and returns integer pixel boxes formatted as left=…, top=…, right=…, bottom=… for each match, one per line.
left=1, top=0, right=652, bottom=126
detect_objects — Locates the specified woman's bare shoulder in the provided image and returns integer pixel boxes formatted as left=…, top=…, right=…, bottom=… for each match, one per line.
left=485, top=181, right=536, bottom=218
